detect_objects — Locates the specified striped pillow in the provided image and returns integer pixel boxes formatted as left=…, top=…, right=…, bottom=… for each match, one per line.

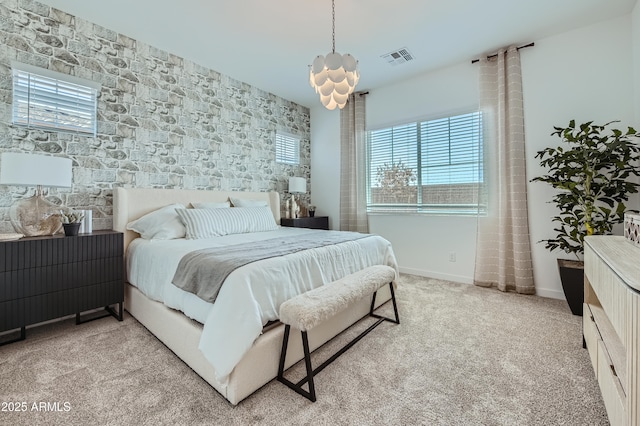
left=176, top=206, right=278, bottom=239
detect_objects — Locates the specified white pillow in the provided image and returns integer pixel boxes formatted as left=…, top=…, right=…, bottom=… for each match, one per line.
left=126, top=204, right=186, bottom=240
left=176, top=206, right=278, bottom=239
left=191, top=201, right=231, bottom=209
left=229, top=197, right=269, bottom=207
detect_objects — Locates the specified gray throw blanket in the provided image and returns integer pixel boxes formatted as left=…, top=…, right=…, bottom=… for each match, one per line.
left=171, top=230, right=369, bottom=303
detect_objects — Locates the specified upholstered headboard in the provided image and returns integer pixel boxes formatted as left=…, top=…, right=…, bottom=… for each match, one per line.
left=113, top=187, right=281, bottom=251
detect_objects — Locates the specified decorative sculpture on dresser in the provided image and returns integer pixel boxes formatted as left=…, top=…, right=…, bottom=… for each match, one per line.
left=290, top=196, right=299, bottom=219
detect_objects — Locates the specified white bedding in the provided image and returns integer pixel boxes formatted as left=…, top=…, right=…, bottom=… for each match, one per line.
left=126, top=226, right=398, bottom=382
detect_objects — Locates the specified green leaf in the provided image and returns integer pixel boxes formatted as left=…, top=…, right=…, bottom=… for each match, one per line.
left=532, top=119, right=640, bottom=256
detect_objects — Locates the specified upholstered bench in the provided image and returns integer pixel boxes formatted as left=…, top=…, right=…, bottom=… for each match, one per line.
left=277, top=265, right=400, bottom=402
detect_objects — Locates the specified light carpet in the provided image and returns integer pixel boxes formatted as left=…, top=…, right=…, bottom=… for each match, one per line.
left=0, top=274, right=608, bottom=425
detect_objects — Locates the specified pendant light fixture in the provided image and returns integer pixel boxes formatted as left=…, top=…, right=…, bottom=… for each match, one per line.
left=309, top=0, right=359, bottom=110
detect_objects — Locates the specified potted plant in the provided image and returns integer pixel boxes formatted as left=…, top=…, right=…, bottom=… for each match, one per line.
left=59, top=209, right=85, bottom=237
left=308, top=205, right=317, bottom=217
left=532, top=120, right=640, bottom=315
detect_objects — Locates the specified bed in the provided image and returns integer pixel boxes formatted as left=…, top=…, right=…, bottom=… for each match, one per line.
left=113, top=187, right=398, bottom=405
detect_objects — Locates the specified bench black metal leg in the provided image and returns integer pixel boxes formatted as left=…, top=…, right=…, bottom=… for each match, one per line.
left=389, top=282, right=400, bottom=324
left=277, top=325, right=317, bottom=401
left=370, top=282, right=400, bottom=324
left=301, top=331, right=316, bottom=402
left=277, top=324, right=291, bottom=379
left=299, top=317, right=385, bottom=387
left=278, top=280, right=400, bottom=402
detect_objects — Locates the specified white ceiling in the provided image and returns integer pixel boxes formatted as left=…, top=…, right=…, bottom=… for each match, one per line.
left=36, top=0, right=638, bottom=109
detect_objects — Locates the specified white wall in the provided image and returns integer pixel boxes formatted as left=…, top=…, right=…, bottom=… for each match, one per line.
left=524, top=15, right=635, bottom=299
left=310, top=107, right=340, bottom=228
left=311, top=13, right=636, bottom=299
left=634, top=1, right=640, bottom=124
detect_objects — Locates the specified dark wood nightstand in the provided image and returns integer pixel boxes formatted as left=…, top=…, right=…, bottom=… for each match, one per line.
left=281, top=216, right=329, bottom=230
left=0, top=230, right=124, bottom=345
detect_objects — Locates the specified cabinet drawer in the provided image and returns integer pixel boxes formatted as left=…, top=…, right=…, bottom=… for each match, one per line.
left=74, top=280, right=124, bottom=313
left=0, top=270, right=19, bottom=303
left=280, top=217, right=329, bottom=230
left=583, top=303, right=599, bottom=371
left=21, top=280, right=123, bottom=326
left=0, top=299, right=23, bottom=332
left=0, top=232, right=124, bottom=272
left=585, top=245, right=628, bottom=347
left=2, top=258, right=123, bottom=299
left=597, top=339, right=625, bottom=426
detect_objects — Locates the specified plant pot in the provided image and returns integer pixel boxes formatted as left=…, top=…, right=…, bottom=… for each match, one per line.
left=557, top=259, right=584, bottom=316
left=309, top=211, right=315, bottom=217
left=63, top=223, right=81, bottom=237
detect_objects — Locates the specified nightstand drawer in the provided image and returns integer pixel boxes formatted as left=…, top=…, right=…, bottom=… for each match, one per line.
left=7, top=258, right=124, bottom=298
left=21, top=280, right=124, bottom=325
left=0, top=299, right=23, bottom=331
left=0, top=271, right=19, bottom=303
left=281, top=216, right=329, bottom=230
left=0, top=232, right=124, bottom=272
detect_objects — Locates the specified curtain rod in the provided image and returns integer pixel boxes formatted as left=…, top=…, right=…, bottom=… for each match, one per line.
left=471, top=42, right=534, bottom=64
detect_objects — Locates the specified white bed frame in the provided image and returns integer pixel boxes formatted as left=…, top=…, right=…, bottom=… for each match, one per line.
left=113, top=187, right=391, bottom=405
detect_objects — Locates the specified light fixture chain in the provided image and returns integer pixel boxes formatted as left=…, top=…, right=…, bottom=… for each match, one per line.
left=332, top=0, right=336, bottom=53
left=310, top=0, right=359, bottom=110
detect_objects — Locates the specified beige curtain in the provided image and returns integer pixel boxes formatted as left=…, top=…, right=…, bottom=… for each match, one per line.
left=474, top=46, right=535, bottom=294
left=339, top=93, right=368, bottom=233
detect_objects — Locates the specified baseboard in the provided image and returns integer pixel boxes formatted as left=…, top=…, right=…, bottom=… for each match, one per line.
left=399, top=267, right=473, bottom=285
left=399, top=267, right=567, bottom=301
left=534, top=288, right=565, bottom=300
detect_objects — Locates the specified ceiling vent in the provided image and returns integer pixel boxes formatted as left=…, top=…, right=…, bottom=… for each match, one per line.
left=381, top=47, right=415, bottom=66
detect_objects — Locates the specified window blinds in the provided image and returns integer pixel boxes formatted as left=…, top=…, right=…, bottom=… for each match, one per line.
left=275, top=132, right=300, bottom=165
left=367, top=111, right=484, bottom=214
left=420, top=113, right=483, bottom=185
left=12, top=63, right=99, bottom=136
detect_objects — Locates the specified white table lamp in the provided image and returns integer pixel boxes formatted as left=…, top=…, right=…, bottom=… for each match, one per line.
left=288, top=177, right=306, bottom=195
left=0, top=153, right=72, bottom=236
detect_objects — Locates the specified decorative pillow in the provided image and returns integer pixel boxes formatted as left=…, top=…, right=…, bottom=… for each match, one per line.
left=176, top=206, right=278, bottom=239
left=126, top=204, right=186, bottom=240
left=191, top=201, right=231, bottom=209
left=229, top=197, right=269, bottom=208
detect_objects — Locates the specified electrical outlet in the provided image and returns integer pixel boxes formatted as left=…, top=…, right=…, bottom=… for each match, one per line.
left=449, top=252, right=456, bottom=262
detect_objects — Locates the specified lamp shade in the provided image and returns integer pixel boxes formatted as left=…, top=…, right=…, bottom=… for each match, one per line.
left=0, top=153, right=72, bottom=188
left=288, top=177, right=306, bottom=194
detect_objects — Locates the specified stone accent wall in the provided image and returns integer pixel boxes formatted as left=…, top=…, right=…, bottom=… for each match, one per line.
left=0, top=0, right=310, bottom=232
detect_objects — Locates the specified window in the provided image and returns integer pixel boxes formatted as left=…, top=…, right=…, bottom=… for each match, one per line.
left=275, top=132, right=300, bottom=165
left=367, top=111, right=484, bottom=215
left=12, top=62, right=100, bottom=136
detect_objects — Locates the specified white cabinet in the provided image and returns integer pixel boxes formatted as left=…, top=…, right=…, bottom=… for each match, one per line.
left=584, top=236, right=640, bottom=426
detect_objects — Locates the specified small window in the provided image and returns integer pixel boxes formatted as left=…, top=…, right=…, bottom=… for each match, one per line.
left=12, top=62, right=100, bottom=136
left=275, top=132, right=300, bottom=165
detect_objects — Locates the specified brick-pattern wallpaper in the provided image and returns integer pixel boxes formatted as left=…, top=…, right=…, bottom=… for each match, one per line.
left=0, top=0, right=310, bottom=232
